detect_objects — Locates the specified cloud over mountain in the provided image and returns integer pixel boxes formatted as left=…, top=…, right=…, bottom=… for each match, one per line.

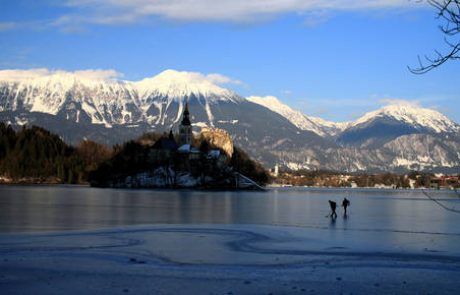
left=0, top=68, right=123, bottom=82
left=0, top=68, right=240, bottom=87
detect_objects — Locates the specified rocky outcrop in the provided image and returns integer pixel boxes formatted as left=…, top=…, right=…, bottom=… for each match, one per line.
left=200, top=128, right=234, bottom=158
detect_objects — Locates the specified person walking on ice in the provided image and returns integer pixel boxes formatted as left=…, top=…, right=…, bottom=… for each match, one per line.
left=342, top=197, right=350, bottom=216
left=328, top=200, right=337, bottom=218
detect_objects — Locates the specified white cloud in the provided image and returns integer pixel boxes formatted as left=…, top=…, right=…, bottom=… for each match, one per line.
left=54, top=0, right=421, bottom=28
left=148, top=69, right=244, bottom=87
left=0, top=68, right=51, bottom=81
left=72, top=69, right=123, bottom=80
left=0, top=68, right=123, bottom=82
left=302, top=10, right=333, bottom=27
left=380, top=98, right=421, bottom=107
left=0, top=68, right=240, bottom=87
left=0, top=22, right=16, bottom=31
left=205, top=73, right=242, bottom=85
left=282, top=89, right=293, bottom=95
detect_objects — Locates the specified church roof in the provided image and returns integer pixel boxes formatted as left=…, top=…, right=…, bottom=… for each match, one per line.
left=152, top=137, right=178, bottom=151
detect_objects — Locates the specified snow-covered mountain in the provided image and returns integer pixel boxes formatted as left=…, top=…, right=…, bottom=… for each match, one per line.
left=136, top=70, right=239, bottom=103
left=0, top=71, right=141, bottom=127
left=135, top=70, right=243, bottom=126
left=1, top=68, right=459, bottom=172
left=246, top=96, right=459, bottom=141
left=0, top=68, right=332, bottom=165
left=384, top=134, right=460, bottom=170
left=308, top=116, right=350, bottom=137
left=247, top=95, right=347, bottom=137
left=350, top=103, right=459, bottom=133
left=337, top=103, right=460, bottom=147
left=0, top=69, right=245, bottom=128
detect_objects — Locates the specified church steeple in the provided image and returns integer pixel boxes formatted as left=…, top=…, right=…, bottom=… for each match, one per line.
left=179, top=102, right=192, bottom=146
left=181, top=102, right=191, bottom=126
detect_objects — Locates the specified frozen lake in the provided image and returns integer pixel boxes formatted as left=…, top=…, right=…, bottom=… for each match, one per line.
left=1, top=185, right=460, bottom=235
left=1, top=186, right=460, bottom=294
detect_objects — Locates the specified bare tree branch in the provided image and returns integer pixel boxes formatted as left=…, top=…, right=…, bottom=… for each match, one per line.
left=409, top=0, right=460, bottom=74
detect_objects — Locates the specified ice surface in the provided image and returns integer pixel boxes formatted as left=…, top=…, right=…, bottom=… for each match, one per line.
left=1, top=187, right=460, bottom=294
left=1, top=224, right=460, bottom=294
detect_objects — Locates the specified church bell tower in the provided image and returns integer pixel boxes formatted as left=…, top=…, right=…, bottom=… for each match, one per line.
left=179, top=102, right=192, bottom=146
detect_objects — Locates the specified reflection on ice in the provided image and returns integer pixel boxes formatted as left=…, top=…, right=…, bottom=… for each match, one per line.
left=1, top=187, right=460, bottom=238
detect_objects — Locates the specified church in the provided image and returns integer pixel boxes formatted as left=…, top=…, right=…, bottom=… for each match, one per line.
left=108, top=101, right=263, bottom=189
left=178, top=102, right=193, bottom=146
left=150, top=101, right=232, bottom=171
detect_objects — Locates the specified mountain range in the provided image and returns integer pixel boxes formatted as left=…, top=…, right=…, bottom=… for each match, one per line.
left=1, top=69, right=459, bottom=173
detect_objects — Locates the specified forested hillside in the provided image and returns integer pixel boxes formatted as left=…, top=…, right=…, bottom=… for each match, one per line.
left=0, top=123, right=111, bottom=183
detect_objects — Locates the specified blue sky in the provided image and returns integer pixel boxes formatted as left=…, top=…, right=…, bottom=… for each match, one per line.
left=1, top=0, right=459, bottom=122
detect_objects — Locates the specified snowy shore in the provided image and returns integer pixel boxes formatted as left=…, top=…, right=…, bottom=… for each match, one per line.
left=1, top=224, right=460, bottom=294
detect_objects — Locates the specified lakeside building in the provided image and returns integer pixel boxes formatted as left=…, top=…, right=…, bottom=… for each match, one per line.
left=430, top=175, right=460, bottom=189
left=149, top=102, right=229, bottom=173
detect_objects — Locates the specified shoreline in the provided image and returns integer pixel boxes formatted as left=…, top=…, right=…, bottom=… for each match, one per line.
left=1, top=182, right=456, bottom=192
left=0, top=182, right=265, bottom=192
left=268, top=184, right=458, bottom=191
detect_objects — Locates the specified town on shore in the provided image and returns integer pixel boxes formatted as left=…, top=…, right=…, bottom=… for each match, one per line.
left=272, top=169, right=459, bottom=190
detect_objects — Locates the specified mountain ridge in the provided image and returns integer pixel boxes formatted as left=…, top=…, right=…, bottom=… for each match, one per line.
left=1, top=68, right=459, bottom=172
left=247, top=95, right=459, bottom=137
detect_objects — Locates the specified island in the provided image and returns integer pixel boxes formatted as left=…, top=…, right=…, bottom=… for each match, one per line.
left=90, top=103, right=268, bottom=190
left=0, top=104, right=269, bottom=190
